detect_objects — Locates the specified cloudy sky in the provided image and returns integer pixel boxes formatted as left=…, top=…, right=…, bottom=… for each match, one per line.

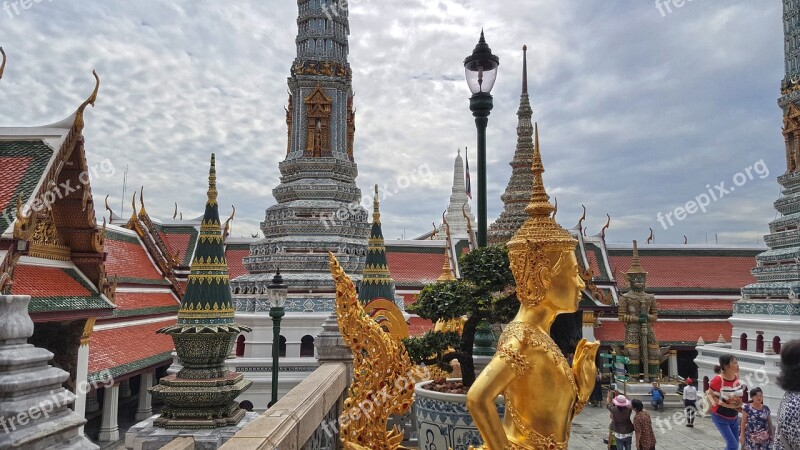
left=0, top=0, right=786, bottom=245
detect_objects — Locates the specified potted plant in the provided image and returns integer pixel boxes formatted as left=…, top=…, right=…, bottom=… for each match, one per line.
left=403, top=245, right=516, bottom=449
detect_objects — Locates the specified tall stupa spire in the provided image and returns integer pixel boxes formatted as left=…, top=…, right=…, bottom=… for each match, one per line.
left=439, top=149, right=476, bottom=237
left=488, top=45, right=535, bottom=245
left=231, top=0, right=369, bottom=321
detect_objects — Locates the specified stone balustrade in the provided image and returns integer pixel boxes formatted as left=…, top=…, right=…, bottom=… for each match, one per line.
left=163, top=362, right=348, bottom=450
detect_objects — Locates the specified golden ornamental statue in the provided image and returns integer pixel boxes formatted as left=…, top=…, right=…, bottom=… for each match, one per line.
left=466, top=124, right=599, bottom=450
left=618, top=240, right=661, bottom=381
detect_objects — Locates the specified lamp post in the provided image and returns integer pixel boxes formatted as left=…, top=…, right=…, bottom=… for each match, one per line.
left=267, top=269, right=287, bottom=408
left=464, top=30, right=499, bottom=248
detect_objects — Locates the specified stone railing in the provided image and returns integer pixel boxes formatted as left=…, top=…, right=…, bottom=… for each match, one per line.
left=166, top=362, right=348, bottom=450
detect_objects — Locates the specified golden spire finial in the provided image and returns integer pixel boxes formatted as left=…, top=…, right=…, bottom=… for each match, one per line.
left=508, top=123, right=577, bottom=254
left=627, top=240, right=647, bottom=274
left=373, top=184, right=380, bottom=224
left=208, top=153, right=218, bottom=205
left=438, top=210, right=455, bottom=281
left=75, top=70, right=99, bottom=133
left=0, top=47, right=6, bottom=81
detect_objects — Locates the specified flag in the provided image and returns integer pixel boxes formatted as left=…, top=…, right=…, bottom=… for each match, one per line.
left=465, top=149, right=472, bottom=199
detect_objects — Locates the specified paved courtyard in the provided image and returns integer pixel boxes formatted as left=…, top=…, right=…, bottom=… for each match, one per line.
left=569, top=404, right=728, bottom=449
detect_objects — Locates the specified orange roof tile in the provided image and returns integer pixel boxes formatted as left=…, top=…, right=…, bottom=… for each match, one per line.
left=11, top=264, right=91, bottom=297
left=114, top=292, right=179, bottom=311
left=0, top=156, right=31, bottom=212
left=88, top=320, right=176, bottom=377
left=657, top=298, right=734, bottom=311
left=595, top=320, right=731, bottom=344
left=104, top=237, right=165, bottom=281
left=400, top=293, right=418, bottom=308
left=609, top=255, right=755, bottom=291
left=409, top=317, right=434, bottom=337
left=386, top=250, right=446, bottom=286
left=226, top=249, right=249, bottom=278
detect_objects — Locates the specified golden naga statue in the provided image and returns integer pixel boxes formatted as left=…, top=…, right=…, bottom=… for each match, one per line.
left=466, top=124, right=600, bottom=450
left=329, top=253, right=415, bottom=450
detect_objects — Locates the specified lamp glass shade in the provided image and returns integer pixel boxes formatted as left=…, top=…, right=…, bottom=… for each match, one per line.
left=464, top=62, right=498, bottom=94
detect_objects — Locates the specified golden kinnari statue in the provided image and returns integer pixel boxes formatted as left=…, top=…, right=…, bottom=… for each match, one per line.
left=467, top=124, right=600, bottom=450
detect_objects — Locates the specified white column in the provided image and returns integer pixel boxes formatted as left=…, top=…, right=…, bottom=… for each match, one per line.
left=75, top=341, right=90, bottom=435
left=668, top=350, right=678, bottom=379
left=119, top=379, right=132, bottom=398
left=98, top=384, right=120, bottom=442
left=136, top=372, right=154, bottom=421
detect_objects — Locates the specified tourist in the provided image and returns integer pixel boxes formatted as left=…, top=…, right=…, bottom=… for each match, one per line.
left=631, top=399, right=656, bottom=450
left=683, top=377, right=698, bottom=427
left=741, top=387, right=773, bottom=450
left=775, top=340, right=800, bottom=450
left=607, top=391, right=634, bottom=450
left=709, top=354, right=746, bottom=450
left=590, top=369, right=603, bottom=406
left=648, top=381, right=664, bottom=412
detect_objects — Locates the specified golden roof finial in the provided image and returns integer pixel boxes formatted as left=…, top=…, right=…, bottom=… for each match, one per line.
left=463, top=202, right=477, bottom=249
left=208, top=153, right=218, bottom=205
left=601, top=214, right=611, bottom=238
left=104, top=195, right=114, bottom=224
left=627, top=240, right=647, bottom=274
left=139, top=186, right=146, bottom=216
left=576, top=204, right=586, bottom=231
left=173, top=202, right=178, bottom=220
left=373, top=184, right=380, bottom=224
left=75, top=70, right=99, bottom=133
left=647, top=227, right=654, bottom=244
left=129, top=191, right=137, bottom=222
left=552, top=197, right=558, bottom=219
left=0, top=47, right=6, bottom=81
left=508, top=123, right=577, bottom=255
left=223, top=205, right=236, bottom=242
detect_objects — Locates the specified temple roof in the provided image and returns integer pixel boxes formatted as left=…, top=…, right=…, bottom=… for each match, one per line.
left=88, top=318, right=176, bottom=382
left=595, top=320, right=731, bottom=347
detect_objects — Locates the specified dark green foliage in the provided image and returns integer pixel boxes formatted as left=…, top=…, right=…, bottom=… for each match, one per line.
left=405, top=245, right=516, bottom=387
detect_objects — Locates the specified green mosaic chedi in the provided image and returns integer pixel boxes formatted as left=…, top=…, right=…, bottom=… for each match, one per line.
left=150, top=154, right=252, bottom=429
left=357, top=185, right=396, bottom=303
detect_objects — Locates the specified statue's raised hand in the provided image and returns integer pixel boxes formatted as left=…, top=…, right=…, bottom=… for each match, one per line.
left=572, top=338, right=600, bottom=403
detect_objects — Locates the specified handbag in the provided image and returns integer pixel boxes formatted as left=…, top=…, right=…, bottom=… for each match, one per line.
left=749, top=428, right=771, bottom=445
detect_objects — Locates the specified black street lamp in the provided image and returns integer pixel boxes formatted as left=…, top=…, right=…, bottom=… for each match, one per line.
left=464, top=30, right=499, bottom=248
left=267, top=269, right=287, bottom=408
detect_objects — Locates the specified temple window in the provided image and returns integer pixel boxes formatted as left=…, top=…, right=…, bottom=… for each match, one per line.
left=300, top=335, right=315, bottom=357
left=740, top=333, right=748, bottom=351
left=756, top=334, right=764, bottom=353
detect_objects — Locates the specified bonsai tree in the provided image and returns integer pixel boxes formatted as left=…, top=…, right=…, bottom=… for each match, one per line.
left=403, top=245, right=516, bottom=388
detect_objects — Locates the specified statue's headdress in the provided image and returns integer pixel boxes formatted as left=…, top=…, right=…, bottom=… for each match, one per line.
left=507, top=124, right=578, bottom=307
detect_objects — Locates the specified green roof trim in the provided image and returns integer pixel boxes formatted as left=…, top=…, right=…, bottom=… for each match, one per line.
left=225, top=243, right=251, bottom=251
left=385, top=246, right=446, bottom=255
left=28, top=268, right=112, bottom=313
left=112, top=306, right=180, bottom=318
left=607, top=248, right=762, bottom=258
left=114, top=277, right=172, bottom=286
left=0, top=140, right=54, bottom=233
left=105, top=229, right=141, bottom=245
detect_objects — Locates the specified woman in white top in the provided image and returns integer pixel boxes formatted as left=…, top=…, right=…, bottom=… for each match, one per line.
left=683, top=377, right=699, bottom=427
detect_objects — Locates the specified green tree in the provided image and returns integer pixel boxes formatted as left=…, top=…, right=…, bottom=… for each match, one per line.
left=403, top=245, right=517, bottom=387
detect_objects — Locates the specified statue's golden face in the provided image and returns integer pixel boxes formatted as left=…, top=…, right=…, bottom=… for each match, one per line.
left=537, top=251, right=584, bottom=313
left=518, top=252, right=586, bottom=313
